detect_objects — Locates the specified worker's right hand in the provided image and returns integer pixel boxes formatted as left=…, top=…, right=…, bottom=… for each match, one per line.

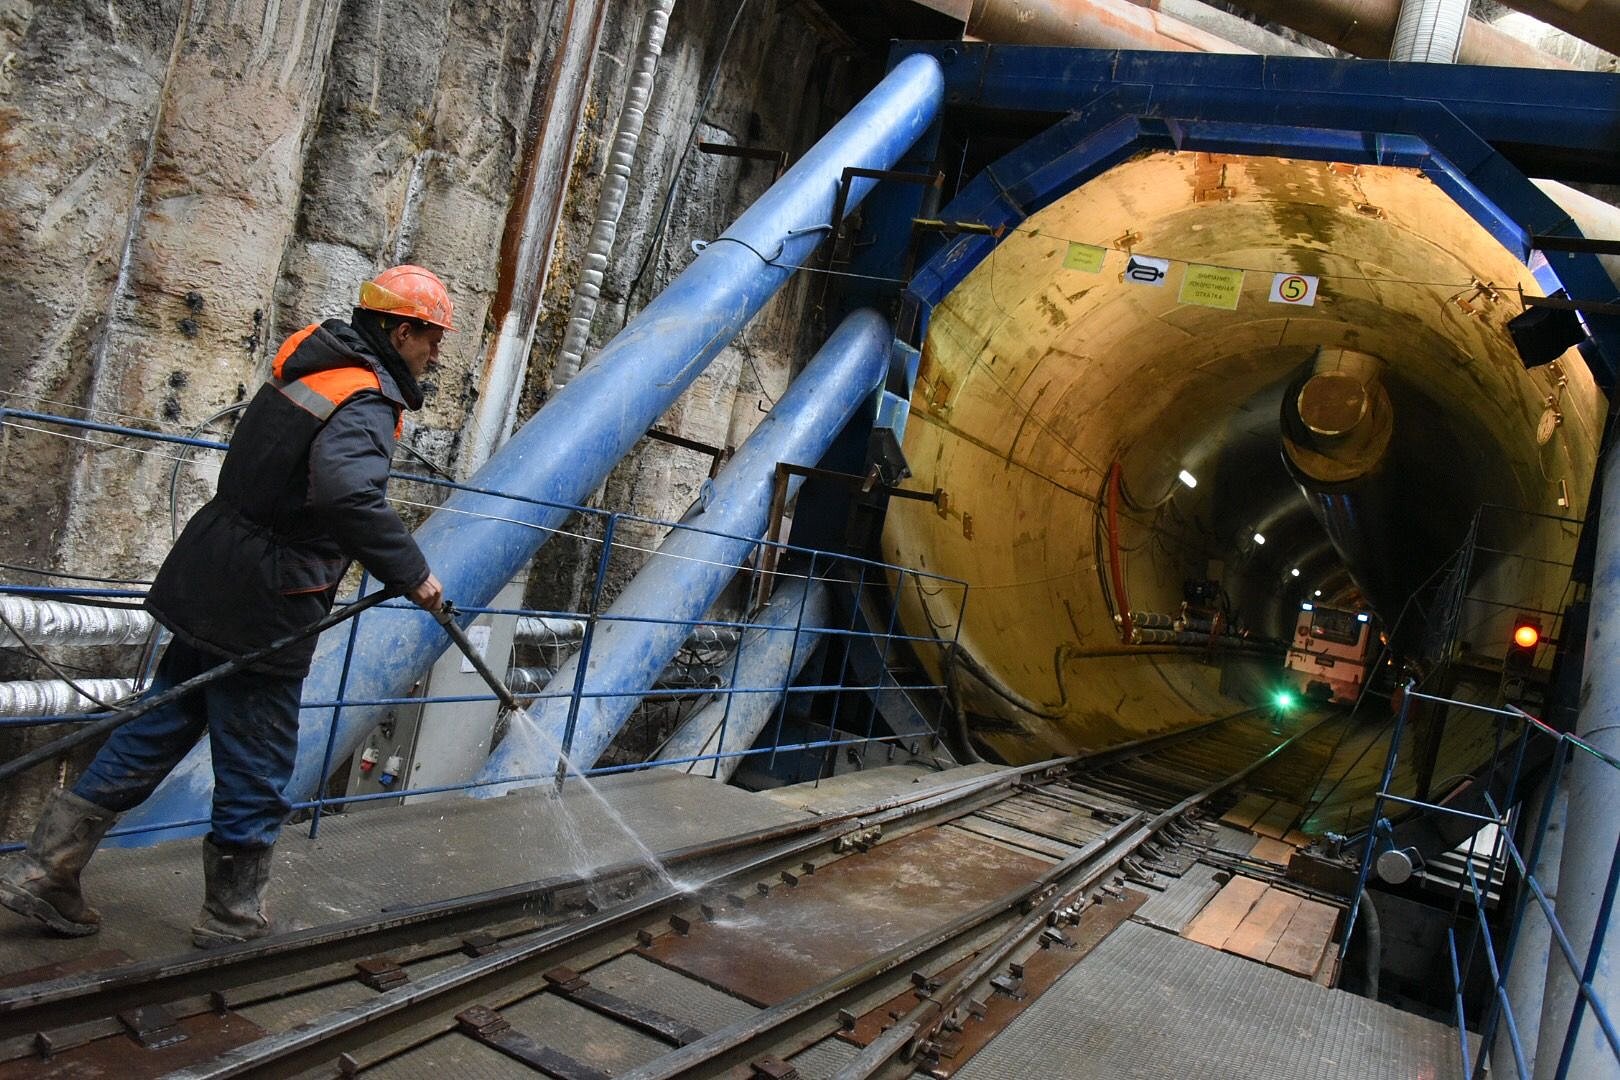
left=407, top=573, right=444, bottom=613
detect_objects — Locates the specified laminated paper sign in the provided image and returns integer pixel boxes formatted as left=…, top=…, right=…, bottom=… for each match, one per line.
left=1124, top=254, right=1171, bottom=287
left=1179, top=264, right=1244, bottom=310
left=1063, top=242, right=1106, bottom=273
left=1269, top=272, right=1320, bottom=306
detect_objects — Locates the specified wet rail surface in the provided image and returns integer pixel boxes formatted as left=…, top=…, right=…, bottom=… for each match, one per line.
left=0, top=707, right=1342, bottom=1079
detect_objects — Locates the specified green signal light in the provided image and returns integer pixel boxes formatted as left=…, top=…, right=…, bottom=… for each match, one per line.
left=1274, top=691, right=1296, bottom=711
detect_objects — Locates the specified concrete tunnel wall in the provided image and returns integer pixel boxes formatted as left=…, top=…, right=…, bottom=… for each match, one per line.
left=0, top=0, right=872, bottom=836
left=883, top=151, right=1603, bottom=773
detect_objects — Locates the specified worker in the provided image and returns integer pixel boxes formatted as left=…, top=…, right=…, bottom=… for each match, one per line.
left=0, top=266, right=453, bottom=948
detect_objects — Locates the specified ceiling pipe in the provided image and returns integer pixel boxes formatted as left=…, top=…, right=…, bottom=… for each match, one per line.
left=965, top=0, right=1254, bottom=53
left=1217, top=0, right=1572, bottom=67
left=1492, top=0, right=1620, bottom=60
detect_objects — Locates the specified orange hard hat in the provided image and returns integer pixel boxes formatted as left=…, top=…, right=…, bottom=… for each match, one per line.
left=358, top=264, right=456, bottom=331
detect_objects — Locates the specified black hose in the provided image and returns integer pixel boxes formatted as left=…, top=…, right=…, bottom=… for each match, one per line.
left=0, top=588, right=401, bottom=785
left=1357, top=890, right=1383, bottom=1000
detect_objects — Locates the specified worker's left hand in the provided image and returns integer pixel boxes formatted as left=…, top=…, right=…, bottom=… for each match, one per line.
left=407, top=573, right=444, bottom=613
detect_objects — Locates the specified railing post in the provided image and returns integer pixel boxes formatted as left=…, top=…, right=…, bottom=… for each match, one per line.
left=1342, top=678, right=1415, bottom=963
left=1481, top=742, right=1571, bottom=1079
left=767, top=551, right=817, bottom=772
left=309, top=573, right=370, bottom=839
left=558, top=514, right=617, bottom=788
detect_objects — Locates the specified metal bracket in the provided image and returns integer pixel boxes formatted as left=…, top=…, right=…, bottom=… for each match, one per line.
left=118, top=1003, right=187, bottom=1049
left=645, top=426, right=732, bottom=478
left=354, top=957, right=408, bottom=991
left=750, top=1055, right=800, bottom=1079
left=696, top=141, right=789, bottom=181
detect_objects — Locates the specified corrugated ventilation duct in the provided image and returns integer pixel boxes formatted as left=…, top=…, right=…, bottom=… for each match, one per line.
left=553, top=0, right=676, bottom=386
left=0, top=596, right=154, bottom=647
left=0, top=679, right=135, bottom=719
left=1391, top=0, right=1468, bottom=62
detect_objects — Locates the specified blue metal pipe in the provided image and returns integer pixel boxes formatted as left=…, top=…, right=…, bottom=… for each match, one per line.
left=473, top=309, right=890, bottom=794
left=109, top=55, right=943, bottom=844
left=655, top=576, right=830, bottom=782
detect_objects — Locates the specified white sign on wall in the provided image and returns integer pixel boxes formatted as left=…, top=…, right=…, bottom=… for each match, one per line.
left=1269, top=273, right=1320, bottom=306
left=1124, top=254, right=1171, bottom=287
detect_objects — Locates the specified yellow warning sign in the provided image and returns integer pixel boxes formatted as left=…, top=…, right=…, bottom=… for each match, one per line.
left=1178, top=264, right=1244, bottom=310
left=1063, top=242, right=1106, bottom=274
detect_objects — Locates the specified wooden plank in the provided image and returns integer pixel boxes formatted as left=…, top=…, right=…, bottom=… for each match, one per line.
left=1223, top=888, right=1304, bottom=964
left=1267, top=897, right=1343, bottom=978
left=1220, top=793, right=1271, bottom=829
left=1182, top=875, right=1268, bottom=949
left=1284, top=829, right=1313, bottom=847
left=1313, top=948, right=1342, bottom=988
left=1252, top=801, right=1305, bottom=840
left=1247, top=836, right=1296, bottom=865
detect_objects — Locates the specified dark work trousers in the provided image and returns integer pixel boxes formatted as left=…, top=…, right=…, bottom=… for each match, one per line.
left=73, top=638, right=304, bottom=849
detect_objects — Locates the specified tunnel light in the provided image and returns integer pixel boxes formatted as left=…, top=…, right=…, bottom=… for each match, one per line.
left=1252, top=532, right=1266, bottom=545
left=1290, top=568, right=1301, bottom=578
left=1301, top=602, right=1314, bottom=611
left=1356, top=612, right=1371, bottom=623
left=1178, top=469, right=1198, bottom=489
left=1314, top=589, right=1322, bottom=598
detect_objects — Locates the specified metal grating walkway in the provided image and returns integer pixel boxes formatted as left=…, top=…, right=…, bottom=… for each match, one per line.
left=955, top=921, right=1460, bottom=1080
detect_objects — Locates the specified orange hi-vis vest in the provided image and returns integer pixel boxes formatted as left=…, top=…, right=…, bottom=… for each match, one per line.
left=269, top=324, right=403, bottom=437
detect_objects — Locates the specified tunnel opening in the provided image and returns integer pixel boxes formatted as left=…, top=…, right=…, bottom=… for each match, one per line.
left=884, top=150, right=1602, bottom=819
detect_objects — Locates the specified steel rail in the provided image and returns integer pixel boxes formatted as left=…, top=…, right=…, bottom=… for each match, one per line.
left=830, top=712, right=1339, bottom=1078
left=11, top=714, right=1308, bottom=1077
left=614, top=812, right=1149, bottom=1080
left=0, top=758, right=1071, bottom=1043
left=159, top=760, right=1075, bottom=1080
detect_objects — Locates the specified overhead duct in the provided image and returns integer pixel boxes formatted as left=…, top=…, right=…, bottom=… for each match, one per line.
left=0, top=596, right=154, bottom=648
left=965, top=0, right=1253, bottom=52
left=1390, top=0, right=1468, bottom=63
left=1492, top=0, right=1620, bottom=58
left=1219, top=0, right=1571, bottom=67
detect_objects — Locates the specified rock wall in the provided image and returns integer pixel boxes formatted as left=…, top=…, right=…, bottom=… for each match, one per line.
left=0, top=0, right=860, bottom=832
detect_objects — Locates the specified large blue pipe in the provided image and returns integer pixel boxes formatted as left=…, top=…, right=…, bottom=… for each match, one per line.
left=655, top=576, right=831, bottom=782
left=112, top=55, right=945, bottom=844
left=474, top=310, right=888, bottom=793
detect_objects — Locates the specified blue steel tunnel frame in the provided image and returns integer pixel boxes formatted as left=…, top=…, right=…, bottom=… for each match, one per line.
left=869, top=45, right=1620, bottom=386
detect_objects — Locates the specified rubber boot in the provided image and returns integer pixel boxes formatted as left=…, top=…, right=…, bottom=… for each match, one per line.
left=0, top=789, right=119, bottom=936
left=191, top=838, right=274, bottom=949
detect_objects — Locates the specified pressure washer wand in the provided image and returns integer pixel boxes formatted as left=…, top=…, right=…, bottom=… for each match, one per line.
left=433, top=602, right=524, bottom=717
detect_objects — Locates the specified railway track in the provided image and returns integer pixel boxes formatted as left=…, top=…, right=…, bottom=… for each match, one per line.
left=0, top=706, right=1340, bottom=1080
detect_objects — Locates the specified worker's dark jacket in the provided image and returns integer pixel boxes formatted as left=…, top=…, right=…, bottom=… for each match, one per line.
left=146, top=320, right=431, bottom=677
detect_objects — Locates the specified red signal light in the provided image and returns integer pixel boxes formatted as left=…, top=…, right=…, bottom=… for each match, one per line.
left=1512, top=618, right=1541, bottom=651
